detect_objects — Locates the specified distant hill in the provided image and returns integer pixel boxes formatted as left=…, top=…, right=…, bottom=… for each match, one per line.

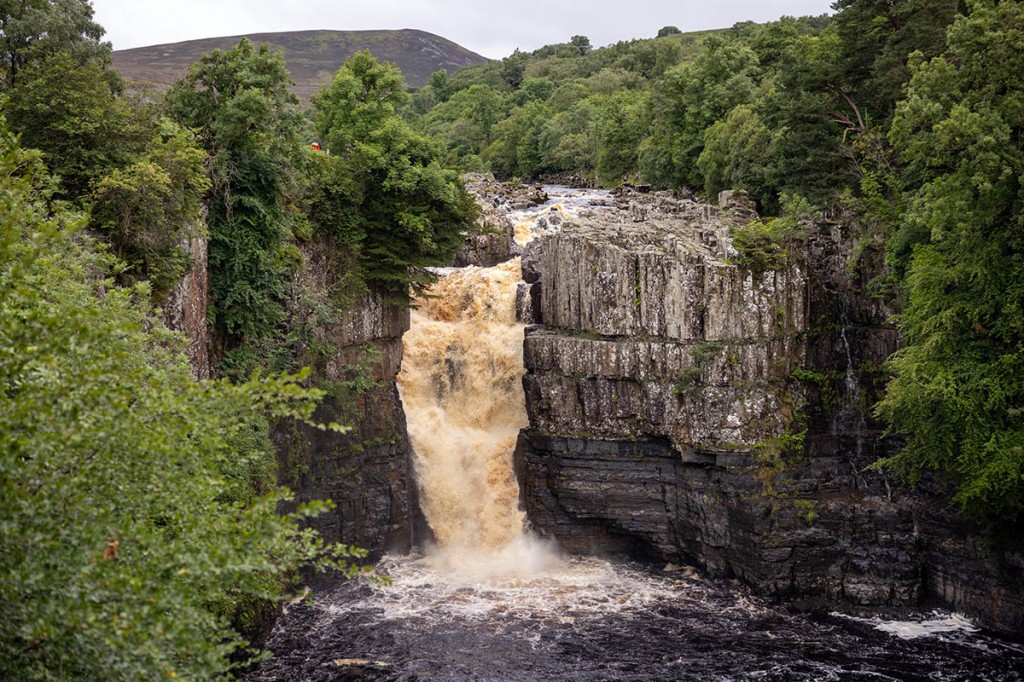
left=112, top=29, right=490, bottom=99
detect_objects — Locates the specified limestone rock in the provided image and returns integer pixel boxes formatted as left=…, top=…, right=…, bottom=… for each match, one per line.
left=717, top=189, right=759, bottom=224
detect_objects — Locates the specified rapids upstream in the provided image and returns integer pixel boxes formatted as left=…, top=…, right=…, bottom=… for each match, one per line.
left=248, top=187, right=1024, bottom=681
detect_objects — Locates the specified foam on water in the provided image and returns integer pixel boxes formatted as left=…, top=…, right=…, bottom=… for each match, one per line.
left=341, top=551, right=718, bottom=626
left=832, top=611, right=980, bottom=640
left=511, top=186, right=611, bottom=246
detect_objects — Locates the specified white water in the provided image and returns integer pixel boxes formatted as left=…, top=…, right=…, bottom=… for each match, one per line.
left=398, top=261, right=535, bottom=559
left=337, top=555, right=715, bottom=626
left=396, top=186, right=614, bottom=577
left=510, top=186, right=610, bottom=247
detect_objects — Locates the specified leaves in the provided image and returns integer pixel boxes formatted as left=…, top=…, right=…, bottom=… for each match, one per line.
left=876, top=0, right=1024, bottom=525
left=166, top=38, right=301, bottom=342
left=309, top=51, right=477, bottom=296
left=0, top=121, right=362, bottom=680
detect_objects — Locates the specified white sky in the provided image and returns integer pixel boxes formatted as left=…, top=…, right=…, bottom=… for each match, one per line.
left=91, top=1, right=836, bottom=59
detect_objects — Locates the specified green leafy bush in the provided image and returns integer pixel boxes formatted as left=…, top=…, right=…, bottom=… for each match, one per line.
left=730, top=193, right=812, bottom=273
left=0, top=123, right=363, bottom=681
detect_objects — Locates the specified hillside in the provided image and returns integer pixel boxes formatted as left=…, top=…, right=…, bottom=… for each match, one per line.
left=112, top=28, right=489, bottom=98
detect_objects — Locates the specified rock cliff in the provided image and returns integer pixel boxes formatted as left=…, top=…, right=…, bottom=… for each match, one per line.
left=273, top=239, right=417, bottom=557
left=451, top=176, right=547, bottom=267
left=163, top=221, right=210, bottom=379
left=164, top=223, right=418, bottom=558
left=513, top=187, right=1024, bottom=636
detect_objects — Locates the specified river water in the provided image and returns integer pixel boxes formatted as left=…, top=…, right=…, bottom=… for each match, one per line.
left=249, top=187, right=1024, bottom=681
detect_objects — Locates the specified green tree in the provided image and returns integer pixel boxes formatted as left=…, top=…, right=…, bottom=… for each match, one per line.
left=539, top=100, right=599, bottom=175
left=310, top=51, right=476, bottom=294
left=90, top=120, right=210, bottom=298
left=0, top=121, right=362, bottom=680
left=595, top=90, right=650, bottom=184
left=698, top=103, right=776, bottom=209
left=166, top=38, right=301, bottom=342
left=429, top=68, right=452, bottom=102
left=640, top=36, right=760, bottom=189
left=0, top=0, right=110, bottom=88
left=3, top=50, right=141, bottom=199
left=875, top=0, right=1024, bottom=525
left=831, top=0, right=961, bottom=125
left=569, top=35, right=593, bottom=55
left=760, top=29, right=850, bottom=204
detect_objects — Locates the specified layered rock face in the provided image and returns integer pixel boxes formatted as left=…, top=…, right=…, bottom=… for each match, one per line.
left=514, top=189, right=1024, bottom=635
left=162, top=216, right=415, bottom=556
left=273, top=239, right=416, bottom=557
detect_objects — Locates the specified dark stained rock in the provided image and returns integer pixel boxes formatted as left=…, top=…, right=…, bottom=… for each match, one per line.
left=163, top=219, right=210, bottom=379
left=273, top=239, right=418, bottom=558
left=513, top=195, right=1024, bottom=637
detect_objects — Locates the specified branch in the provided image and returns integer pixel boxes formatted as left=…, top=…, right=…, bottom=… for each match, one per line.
left=828, top=86, right=866, bottom=134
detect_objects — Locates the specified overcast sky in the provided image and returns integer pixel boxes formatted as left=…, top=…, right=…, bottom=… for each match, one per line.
left=91, top=1, right=836, bottom=59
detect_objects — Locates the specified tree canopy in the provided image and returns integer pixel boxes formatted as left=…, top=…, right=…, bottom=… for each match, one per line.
left=0, top=0, right=110, bottom=88
left=309, top=50, right=476, bottom=294
left=874, top=0, right=1024, bottom=524
left=166, top=38, right=301, bottom=342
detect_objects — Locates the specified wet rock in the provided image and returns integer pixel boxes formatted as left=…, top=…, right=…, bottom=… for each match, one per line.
left=273, top=237, right=417, bottom=558
left=453, top=179, right=550, bottom=267
left=452, top=189, right=517, bottom=267
left=514, top=196, right=1024, bottom=636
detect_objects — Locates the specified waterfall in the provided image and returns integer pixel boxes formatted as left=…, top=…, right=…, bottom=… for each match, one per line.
left=247, top=188, right=1021, bottom=681
left=398, top=258, right=555, bottom=575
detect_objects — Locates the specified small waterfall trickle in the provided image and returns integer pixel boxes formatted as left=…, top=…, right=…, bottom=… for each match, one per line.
left=831, top=300, right=891, bottom=497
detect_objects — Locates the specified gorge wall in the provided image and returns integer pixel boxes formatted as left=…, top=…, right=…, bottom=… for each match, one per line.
left=271, top=239, right=417, bottom=557
left=163, top=221, right=419, bottom=557
left=513, top=187, right=1024, bottom=637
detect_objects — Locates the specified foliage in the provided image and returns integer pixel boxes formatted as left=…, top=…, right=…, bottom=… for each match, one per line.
left=0, top=124, right=364, bottom=680
left=595, top=90, right=650, bottom=184
left=90, top=120, right=210, bottom=298
left=0, top=0, right=111, bottom=88
left=698, top=104, right=776, bottom=209
left=831, top=0, right=961, bottom=125
left=874, top=0, right=1024, bottom=525
left=166, top=38, right=302, bottom=342
left=641, top=36, right=761, bottom=190
left=3, top=50, right=143, bottom=199
left=730, top=194, right=812, bottom=274
left=309, top=51, right=477, bottom=295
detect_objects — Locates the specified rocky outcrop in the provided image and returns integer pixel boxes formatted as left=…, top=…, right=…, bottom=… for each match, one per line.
left=452, top=184, right=517, bottom=267
left=452, top=176, right=547, bottom=268
left=514, top=189, right=1024, bottom=636
left=273, top=239, right=417, bottom=557
left=163, top=222, right=210, bottom=379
